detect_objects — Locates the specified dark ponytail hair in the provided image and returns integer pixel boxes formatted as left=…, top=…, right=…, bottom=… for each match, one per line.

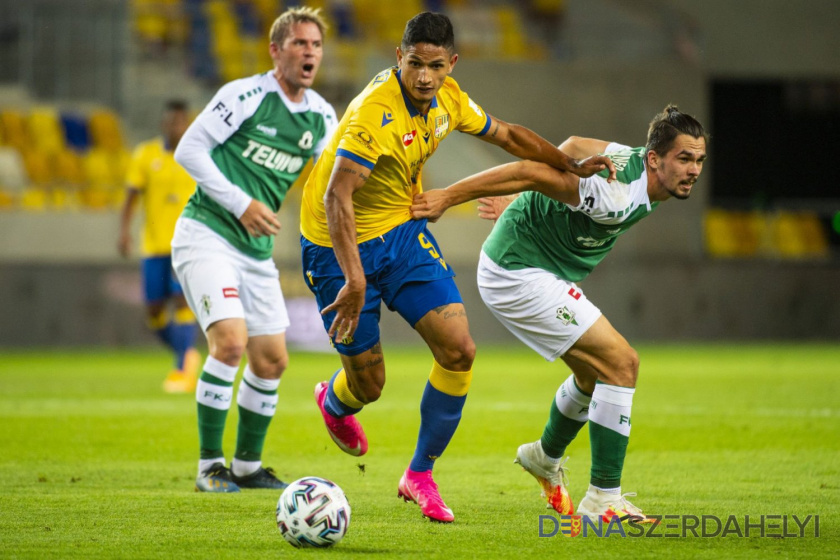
left=646, top=104, right=707, bottom=155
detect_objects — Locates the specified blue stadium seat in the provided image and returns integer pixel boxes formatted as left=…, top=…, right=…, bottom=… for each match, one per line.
left=60, top=113, right=91, bottom=151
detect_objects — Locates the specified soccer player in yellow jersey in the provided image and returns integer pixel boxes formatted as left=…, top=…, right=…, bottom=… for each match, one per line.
left=301, top=12, right=615, bottom=523
left=119, top=100, right=200, bottom=393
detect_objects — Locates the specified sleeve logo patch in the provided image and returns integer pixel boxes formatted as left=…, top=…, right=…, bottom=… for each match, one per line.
left=222, top=287, right=239, bottom=299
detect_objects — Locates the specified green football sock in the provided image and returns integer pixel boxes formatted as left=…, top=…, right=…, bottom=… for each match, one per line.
left=234, top=366, right=279, bottom=463
left=195, top=356, right=238, bottom=460
left=540, top=375, right=591, bottom=458
left=588, top=382, right=635, bottom=488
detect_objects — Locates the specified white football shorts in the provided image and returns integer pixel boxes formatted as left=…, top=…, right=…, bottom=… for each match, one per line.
left=171, top=217, right=289, bottom=336
left=477, top=251, right=602, bottom=361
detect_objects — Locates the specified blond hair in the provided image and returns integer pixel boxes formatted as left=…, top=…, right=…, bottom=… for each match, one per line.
left=269, top=6, right=327, bottom=45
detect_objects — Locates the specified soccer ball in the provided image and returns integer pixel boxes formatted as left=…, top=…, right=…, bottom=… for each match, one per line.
left=276, top=476, right=351, bottom=548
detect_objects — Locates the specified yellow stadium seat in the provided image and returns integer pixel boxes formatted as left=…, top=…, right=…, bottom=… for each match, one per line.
left=83, top=148, right=116, bottom=188
left=0, top=109, right=29, bottom=150
left=497, top=8, right=524, bottom=54
left=28, top=106, right=65, bottom=154
left=243, top=37, right=267, bottom=75
left=53, top=148, right=86, bottom=186
left=0, top=189, right=14, bottom=208
left=704, top=209, right=763, bottom=257
left=21, top=149, right=53, bottom=186
left=88, top=109, right=125, bottom=152
left=772, top=211, right=829, bottom=259
left=20, top=186, right=49, bottom=211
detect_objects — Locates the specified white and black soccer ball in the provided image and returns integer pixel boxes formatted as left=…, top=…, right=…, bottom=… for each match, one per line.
left=276, top=476, right=351, bottom=548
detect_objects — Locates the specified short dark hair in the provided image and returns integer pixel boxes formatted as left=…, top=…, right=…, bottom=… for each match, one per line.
left=646, top=104, right=708, bottom=155
left=164, top=99, right=188, bottom=113
left=401, top=12, right=455, bottom=52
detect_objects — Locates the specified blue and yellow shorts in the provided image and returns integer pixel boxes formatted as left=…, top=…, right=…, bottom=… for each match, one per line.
left=301, top=218, right=462, bottom=355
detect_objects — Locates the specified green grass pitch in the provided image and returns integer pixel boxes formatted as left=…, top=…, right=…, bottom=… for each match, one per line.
left=1, top=344, right=837, bottom=558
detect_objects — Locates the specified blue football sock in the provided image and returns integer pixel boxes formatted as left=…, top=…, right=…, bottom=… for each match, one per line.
left=409, top=380, right=467, bottom=472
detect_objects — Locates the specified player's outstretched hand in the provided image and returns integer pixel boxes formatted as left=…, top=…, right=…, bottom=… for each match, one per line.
left=477, top=195, right=517, bottom=222
left=322, top=281, right=366, bottom=343
left=239, top=199, right=281, bottom=237
left=410, top=190, right=451, bottom=222
left=571, top=155, right=616, bottom=182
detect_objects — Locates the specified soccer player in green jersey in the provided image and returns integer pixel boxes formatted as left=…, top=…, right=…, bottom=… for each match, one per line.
left=171, top=7, right=338, bottom=492
left=411, top=105, right=708, bottom=523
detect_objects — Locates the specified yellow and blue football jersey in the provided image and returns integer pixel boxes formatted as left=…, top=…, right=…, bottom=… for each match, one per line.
left=300, top=67, right=491, bottom=246
left=125, top=137, right=197, bottom=256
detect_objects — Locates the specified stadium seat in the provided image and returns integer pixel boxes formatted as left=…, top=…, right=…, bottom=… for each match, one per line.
left=28, top=106, right=66, bottom=154
left=772, top=211, right=829, bottom=259
left=53, top=148, right=86, bottom=187
left=704, top=209, right=762, bottom=257
left=60, top=112, right=92, bottom=151
left=0, top=109, right=29, bottom=150
left=21, top=149, right=54, bottom=186
left=88, top=109, right=125, bottom=152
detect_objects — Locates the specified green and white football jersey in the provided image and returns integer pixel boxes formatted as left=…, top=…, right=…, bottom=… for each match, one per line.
left=183, top=71, right=337, bottom=260
left=482, top=145, right=658, bottom=282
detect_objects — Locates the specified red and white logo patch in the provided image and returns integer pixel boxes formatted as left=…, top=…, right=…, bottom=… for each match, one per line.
left=402, top=130, right=417, bottom=147
left=222, top=287, right=239, bottom=299
left=568, top=288, right=582, bottom=300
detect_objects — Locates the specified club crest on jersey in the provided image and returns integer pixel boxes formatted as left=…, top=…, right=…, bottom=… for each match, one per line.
left=298, top=130, right=314, bottom=149
left=434, top=114, right=449, bottom=139
left=556, top=306, right=578, bottom=326
left=200, top=294, right=212, bottom=315
left=402, top=130, right=417, bottom=147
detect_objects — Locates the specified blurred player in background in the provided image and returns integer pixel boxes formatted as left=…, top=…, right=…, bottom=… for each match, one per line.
left=171, top=7, right=337, bottom=492
left=118, top=99, right=200, bottom=394
left=300, top=11, right=614, bottom=523
left=411, top=105, right=708, bottom=524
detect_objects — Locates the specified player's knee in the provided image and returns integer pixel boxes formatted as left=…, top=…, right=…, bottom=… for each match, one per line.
left=353, top=377, right=384, bottom=404
left=435, top=335, right=476, bottom=371
left=209, top=333, right=246, bottom=366
left=250, top=351, right=289, bottom=379
left=608, top=346, right=639, bottom=387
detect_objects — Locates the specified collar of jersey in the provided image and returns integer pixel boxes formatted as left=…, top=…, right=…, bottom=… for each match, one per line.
left=264, top=70, right=310, bottom=112
left=395, top=69, right=438, bottom=120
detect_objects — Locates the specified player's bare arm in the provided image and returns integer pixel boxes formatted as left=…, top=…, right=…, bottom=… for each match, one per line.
left=239, top=199, right=282, bottom=238
left=479, top=116, right=616, bottom=182
left=558, top=136, right=611, bottom=160
left=322, top=156, right=370, bottom=341
left=117, top=188, right=141, bottom=257
left=469, top=136, right=612, bottom=223
left=411, top=160, right=580, bottom=221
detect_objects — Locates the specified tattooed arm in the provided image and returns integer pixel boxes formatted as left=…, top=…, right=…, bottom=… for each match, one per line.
left=321, top=156, right=370, bottom=342
left=478, top=115, right=615, bottom=182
